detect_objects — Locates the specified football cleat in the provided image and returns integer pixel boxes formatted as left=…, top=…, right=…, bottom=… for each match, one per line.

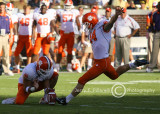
left=56, top=97, right=67, bottom=105
left=146, top=68, right=153, bottom=73
left=77, top=67, right=82, bottom=73
left=12, top=69, right=20, bottom=73
left=87, top=66, right=92, bottom=71
left=67, top=63, right=73, bottom=72
left=134, top=59, right=149, bottom=67
left=54, top=64, right=60, bottom=72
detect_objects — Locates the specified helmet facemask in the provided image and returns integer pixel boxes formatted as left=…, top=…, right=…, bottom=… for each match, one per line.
left=6, top=8, right=13, bottom=15
left=64, top=5, right=72, bottom=11
left=83, top=22, right=93, bottom=33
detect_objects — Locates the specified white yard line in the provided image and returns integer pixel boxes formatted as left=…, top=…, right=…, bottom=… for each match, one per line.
left=70, top=80, right=160, bottom=85
left=79, top=105, right=160, bottom=111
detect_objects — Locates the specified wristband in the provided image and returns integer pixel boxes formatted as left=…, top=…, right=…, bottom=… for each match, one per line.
left=26, top=86, right=30, bottom=93
left=30, top=87, right=36, bottom=92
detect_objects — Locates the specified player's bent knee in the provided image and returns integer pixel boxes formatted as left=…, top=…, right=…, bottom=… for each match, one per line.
left=50, top=72, right=59, bottom=80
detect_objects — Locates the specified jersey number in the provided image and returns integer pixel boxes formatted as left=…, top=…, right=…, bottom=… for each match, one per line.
left=62, top=14, right=73, bottom=22
left=90, top=29, right=97, bottom=44
left=38, top=18, right=48, bottom=25
left=20, top=18, right=30, bottom=26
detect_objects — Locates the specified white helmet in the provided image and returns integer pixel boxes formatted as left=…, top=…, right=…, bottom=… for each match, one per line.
left=6, top=3, right=14, bottom=15
left=64, top=0, right=73, bottom=11
left=40, top=0, right=50, bottom=9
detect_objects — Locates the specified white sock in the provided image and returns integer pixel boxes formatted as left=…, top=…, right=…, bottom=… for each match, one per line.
left=131, top=60, right=135, bottom=63
left=66, top=93, right=74, bottom=103
left=88, top=59, right=92, bottom=66
left=111, top=62, right=114, bottom=67
left=129, top=63, right=136, bottom=68
left=121, top=62, right=124, bottom=66
left=16, top=65, right=20, bottom=69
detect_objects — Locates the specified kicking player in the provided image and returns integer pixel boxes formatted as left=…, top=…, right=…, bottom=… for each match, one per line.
left=56, top=6, right=149, bottom=105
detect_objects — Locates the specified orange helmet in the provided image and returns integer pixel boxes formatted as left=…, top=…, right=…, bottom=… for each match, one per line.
left=82, top=12, right=99, bottom=30
left=36, top=56, right=53, bottom=76
left=64, top=0, right=73, bottom=11
left=71, top=59, right=80, bottom=70
left=91, top=8, right=97, bottom=14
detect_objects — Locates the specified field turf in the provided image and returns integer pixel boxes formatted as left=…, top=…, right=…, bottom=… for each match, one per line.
left=0, top=72, right=160, bottom=114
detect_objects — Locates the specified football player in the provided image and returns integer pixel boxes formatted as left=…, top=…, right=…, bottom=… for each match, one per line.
left=2, top=56, right=58, bottom=105
left=5, top=3, right=18, bottom=68
left=56, top=6, right=149, bottom=105
left=54, top=0, right=80, bottom=72
left=31, top=4, right=60, bottom=62
left=13, top=5, right=34, bottom=73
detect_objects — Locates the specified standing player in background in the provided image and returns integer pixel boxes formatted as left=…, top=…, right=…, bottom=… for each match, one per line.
left=31, top=4, right=59, bottom=62
left=33, top=0, right=58, bottom=62
left=56, top=7, right=149, bottom=105
left=5, top=3, right=18, bottom=69
left=77, top=7, right=94, bottom=73
left=13, top=5, right=34, bottom=73
left=54, top=0, right=80, bottom=72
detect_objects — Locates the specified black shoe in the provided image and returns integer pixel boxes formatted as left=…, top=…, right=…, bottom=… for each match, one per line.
left=134, top=59, right=149, bottom=67
left=56, top=97, right=67, bottom=105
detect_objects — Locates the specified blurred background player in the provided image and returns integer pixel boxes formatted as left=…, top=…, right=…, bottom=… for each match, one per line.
left=54, top=0, right=80, bottom=72
left=2, top=56, right=58, bottom=105
left=31, top=4, right=59, bottom=62
left=146, top=1, right=160, bottom=72
left=13, top=5, right=34, bottom=73
left=5, top=3, right=18, bottom=71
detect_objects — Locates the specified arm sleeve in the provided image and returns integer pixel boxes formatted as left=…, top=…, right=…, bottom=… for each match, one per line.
left=130, top=17, right=140, bottom=30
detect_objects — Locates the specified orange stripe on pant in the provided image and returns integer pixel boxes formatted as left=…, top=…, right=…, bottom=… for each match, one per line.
left=58, top=31, right=74, bottom=55
left=15, top=72, right=58, bottom=105
left=78, top=57, right=118, bottom=85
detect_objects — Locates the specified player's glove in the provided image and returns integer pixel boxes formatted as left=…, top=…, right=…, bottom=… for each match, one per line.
left=83, top=41, right=91, bottom=47
left=11, top=35, right=18, bottom=51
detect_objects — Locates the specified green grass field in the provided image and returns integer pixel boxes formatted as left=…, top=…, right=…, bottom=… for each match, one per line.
left=0, top=72, right=160, bottom=114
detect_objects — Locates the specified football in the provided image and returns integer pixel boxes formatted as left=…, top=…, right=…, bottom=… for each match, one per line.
left=47, top=91, right=56, bottom=105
